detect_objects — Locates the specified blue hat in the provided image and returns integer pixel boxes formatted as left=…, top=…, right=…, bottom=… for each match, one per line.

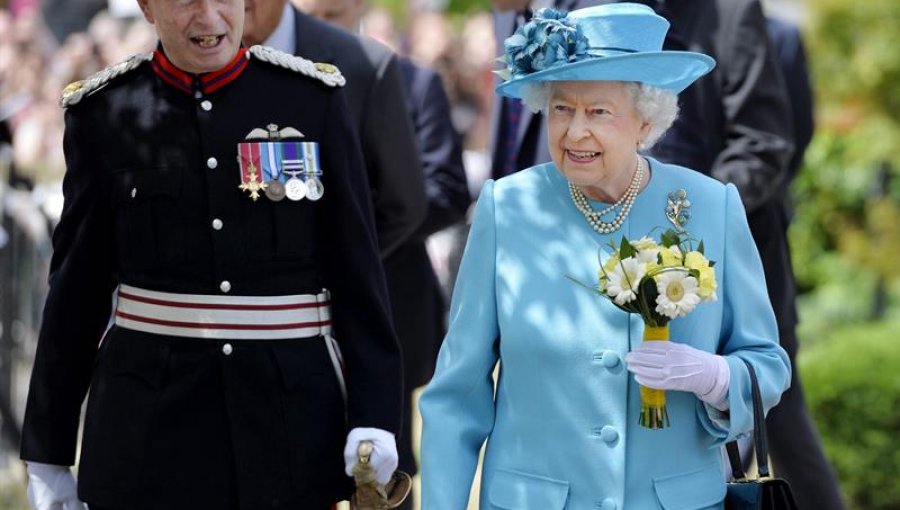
left=496, top=3, right=715, bottom=99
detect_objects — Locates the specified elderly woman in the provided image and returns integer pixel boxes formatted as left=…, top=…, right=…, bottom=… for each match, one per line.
left=418, top=4, right=791, bottom=510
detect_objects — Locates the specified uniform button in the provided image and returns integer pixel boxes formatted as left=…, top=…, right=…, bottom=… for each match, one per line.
left=207, top=157, right=218, bottom=169
left=201, top=100, right=212, bottom=111
left=599, top=425, right=619, bottom=444
left=220, top=280, right=231, bottom=293
left=601, top=498, right=617, bottom=510
left=212, top=218, right=223, bottom=231
left=130, top=187, right=137, bottom=198
left=194, top=90, right=203, bottom=99
left=222, top=343, right=233, bottom=355
left=602, top=351, right=621, bottom=368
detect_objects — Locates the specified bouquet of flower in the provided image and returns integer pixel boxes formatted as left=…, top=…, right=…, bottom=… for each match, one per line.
left=589, top=228, right=718, bottom=429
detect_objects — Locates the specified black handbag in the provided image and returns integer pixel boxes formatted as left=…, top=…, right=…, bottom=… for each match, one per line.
left=724, top=359, right=799, bottom=510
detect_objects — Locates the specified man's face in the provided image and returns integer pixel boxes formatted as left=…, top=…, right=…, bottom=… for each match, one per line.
left=138, top=0, right=243, bottom=73
left=242, top=0, right=287, bottom=46
left=294, top=0, right=364, bottom=32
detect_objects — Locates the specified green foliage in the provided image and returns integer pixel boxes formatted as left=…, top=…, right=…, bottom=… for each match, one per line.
left=800, top=322, right=900, bottom=510
left=0, top=479, right=27, bottom=510
left=789, top=0, right=900, bottom=337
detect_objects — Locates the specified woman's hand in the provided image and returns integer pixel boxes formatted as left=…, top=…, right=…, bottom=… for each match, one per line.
left=625, top=341, right=730, bottom=408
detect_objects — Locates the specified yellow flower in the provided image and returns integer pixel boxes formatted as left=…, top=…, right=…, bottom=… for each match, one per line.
left=659, top=246, right=683, bottom=267
left=598, top=253, right=621, bottom=290
left=684, top=251, right=718, bottom=300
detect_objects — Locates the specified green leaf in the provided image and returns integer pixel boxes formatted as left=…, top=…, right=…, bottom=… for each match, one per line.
left=661, top=229, right=680, bottom=248
left=619, top=236, right=637, bottom=259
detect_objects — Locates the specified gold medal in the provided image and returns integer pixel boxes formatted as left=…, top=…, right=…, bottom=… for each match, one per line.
left=238, top=165, right=268, bottom=201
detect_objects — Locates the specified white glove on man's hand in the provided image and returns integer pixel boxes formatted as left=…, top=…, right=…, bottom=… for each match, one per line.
left=625, top=341, right=730, bottom=408
left=25, top=461, right=87, bottom=510
left=343, top=427, right=398, bottom=486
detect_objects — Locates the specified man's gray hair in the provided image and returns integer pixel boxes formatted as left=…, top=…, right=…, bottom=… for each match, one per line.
left=519, top=81, right=679, bottom=148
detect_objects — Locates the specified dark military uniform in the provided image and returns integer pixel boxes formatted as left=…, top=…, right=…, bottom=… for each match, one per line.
left=20, top=47, right=402, bottom=510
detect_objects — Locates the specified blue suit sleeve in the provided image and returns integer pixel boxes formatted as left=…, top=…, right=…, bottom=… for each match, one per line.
left=419, top=181, right=500, bottom=509
left=697, top=184, right=791, bottom=442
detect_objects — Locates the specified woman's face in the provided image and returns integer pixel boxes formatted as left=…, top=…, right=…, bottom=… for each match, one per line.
left=547, top=81, right=650, bottom=201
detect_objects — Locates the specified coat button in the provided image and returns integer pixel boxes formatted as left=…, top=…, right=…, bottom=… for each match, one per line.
left=601, top=498, right=617, bottom=510
left=602, top=351, right=621, bottom=368
left=222, top=343, right=233, bottom=355
left=599, top=425, right=619, bottom=444
left=220, top=280, right=231, bottom=293
left=207, top=157, right=218, bottom=169
left=200, top=100, right=212, bottom=111
left=212, top=218, right=223, bottom=230
left=130, top=187, right=137, bottom=198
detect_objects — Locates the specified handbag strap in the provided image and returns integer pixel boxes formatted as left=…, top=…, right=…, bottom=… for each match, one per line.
left=725, top=358, right=770, bottom=479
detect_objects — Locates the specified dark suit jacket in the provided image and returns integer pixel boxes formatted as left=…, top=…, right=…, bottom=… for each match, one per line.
left=292, top=8, right=426, bottom=259
left=392, top=58, right=469, bottom=388
left=767, top=16, right=814, bottom=193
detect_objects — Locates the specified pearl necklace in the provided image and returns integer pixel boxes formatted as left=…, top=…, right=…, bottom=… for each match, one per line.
left=569, top=157, right=644, bottom=234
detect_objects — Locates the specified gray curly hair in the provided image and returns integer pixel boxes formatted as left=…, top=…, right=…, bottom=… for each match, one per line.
left=519, top=81, right=679, bottom=148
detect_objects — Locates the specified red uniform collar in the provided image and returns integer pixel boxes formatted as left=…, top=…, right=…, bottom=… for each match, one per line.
left=151, top=46, right=249, bottom=95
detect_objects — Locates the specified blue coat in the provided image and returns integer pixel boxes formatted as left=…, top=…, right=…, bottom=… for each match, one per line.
left=419, top=159, right=791, bottom=510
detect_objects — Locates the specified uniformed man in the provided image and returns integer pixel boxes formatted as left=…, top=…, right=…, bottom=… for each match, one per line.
left=19, top=0, right=402, bottom=508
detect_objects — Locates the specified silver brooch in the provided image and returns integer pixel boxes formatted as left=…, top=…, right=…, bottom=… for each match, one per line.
left=666, top=189, right=691, bottom=231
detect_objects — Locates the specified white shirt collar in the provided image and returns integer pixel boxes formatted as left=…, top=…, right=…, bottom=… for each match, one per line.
left=263, top=3, right=296, bottom=53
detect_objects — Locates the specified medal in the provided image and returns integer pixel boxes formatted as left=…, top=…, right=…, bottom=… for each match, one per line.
left=265, top=179, right=286, bottom=201
left=238, top=166, right=267, bottom=201
left=285, top=176, right=306, bottom=201
left=305, top=177, right=324, bottom=201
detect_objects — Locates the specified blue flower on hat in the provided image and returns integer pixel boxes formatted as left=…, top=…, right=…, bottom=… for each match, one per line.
left=504, top=8, right=589, bottom=79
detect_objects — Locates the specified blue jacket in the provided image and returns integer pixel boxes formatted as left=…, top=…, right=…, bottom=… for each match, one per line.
left=419, top=158, right=791, bottom=510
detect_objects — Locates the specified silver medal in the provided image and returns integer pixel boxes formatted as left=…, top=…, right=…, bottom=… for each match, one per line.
left=285, top=177, right=306, bottom=201
left=305, top=177, right=324, bottom=201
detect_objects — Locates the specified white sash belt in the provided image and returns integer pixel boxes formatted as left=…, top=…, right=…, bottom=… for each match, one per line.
left=115, top=284, right=332, bottom=340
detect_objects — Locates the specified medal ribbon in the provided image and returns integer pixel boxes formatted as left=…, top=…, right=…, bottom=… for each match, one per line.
left=300, top=142, right=321, bottom=176
left=238, top=143, right=262, bottom=183
left=283, top=143, right=303, bottom=179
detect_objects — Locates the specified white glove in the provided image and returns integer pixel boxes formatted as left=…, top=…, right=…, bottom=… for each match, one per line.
left=625, top=341, right=730, bottom=409
left=343, top=427, right=398, bottom=486
left=25, top=461, right=87, bottom=510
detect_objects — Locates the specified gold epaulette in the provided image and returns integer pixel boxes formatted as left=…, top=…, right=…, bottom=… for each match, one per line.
left=247, top=45, right=345, bottom=88
left=60, top=52, right=153, bottom=108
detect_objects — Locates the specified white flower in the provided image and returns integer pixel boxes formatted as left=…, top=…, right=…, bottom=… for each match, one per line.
left=654, top=271, right=701, bottom=319
left=606, top=257, right=646, bottom=305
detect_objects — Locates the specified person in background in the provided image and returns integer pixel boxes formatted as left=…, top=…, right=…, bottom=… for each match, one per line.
left=419, top=5, right=791, bottom=509
left=762, top=15, right=846, bottom=510
left=243, top=0, right=426, bottom=261
left=19, top=0, right=403, bottom=507
left=290, top=0, right=471, bottom=506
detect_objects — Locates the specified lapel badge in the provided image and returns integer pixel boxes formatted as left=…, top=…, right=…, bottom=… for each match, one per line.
left=238, top=124, right=323, bottom=203
left=665, top=189, right=691, bottom=231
